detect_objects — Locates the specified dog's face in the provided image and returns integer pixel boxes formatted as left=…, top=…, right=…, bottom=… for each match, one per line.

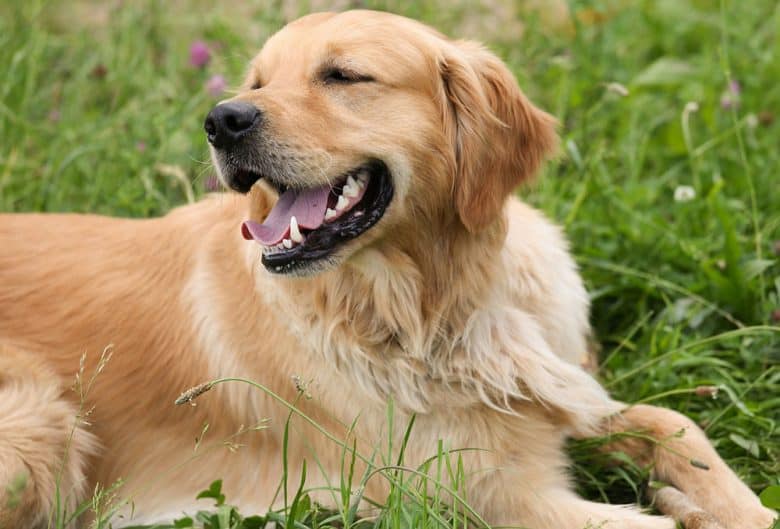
left=206, top=10, right=556, bottom=276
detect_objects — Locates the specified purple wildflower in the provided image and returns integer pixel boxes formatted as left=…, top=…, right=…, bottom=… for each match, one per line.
left=721, top=79, right=741, bottom=110
left=206, top=74, right=226, bottom=98
left=189, top=41, right=211, bottom=68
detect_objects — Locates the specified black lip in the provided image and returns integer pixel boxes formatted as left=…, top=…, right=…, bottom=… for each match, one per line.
left=261, top=160, right=393, bottom=274
left=231, top=168, right=289, bottom=195
left=231, top=168, right=266, bottom=193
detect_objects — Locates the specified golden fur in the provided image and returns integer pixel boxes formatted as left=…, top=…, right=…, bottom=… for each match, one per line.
left=0, top=10, right=775, bottom=529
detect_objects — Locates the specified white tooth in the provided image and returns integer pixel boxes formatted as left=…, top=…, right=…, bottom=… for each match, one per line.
left=347, top=175, right=358, bottom=189
left=343, top=183, right=359, bottom=198
left=324, top=208, right=337, bottom=221
left=289, top=216, right=303, bottom=243
left=335, top=195, right=349, bottom=211
left=357, top=172, right=368, bottom=186
left=283, top=239, right=292, bottom=249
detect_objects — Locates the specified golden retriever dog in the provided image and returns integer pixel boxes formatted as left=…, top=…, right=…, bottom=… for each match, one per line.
left=0, top=10, right=775, bottom=529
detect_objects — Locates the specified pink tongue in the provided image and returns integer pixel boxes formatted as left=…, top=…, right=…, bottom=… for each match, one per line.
left=241, top=185, right=331, bottom=245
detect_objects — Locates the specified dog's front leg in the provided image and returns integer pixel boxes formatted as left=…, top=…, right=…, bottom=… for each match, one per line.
left=600, top=404, right=777, bottom=529
left=440, top=308, right=678, bottom=528
left=407, top=408, right=676, bottom=529
left=466, top=466, right=676, bottom=529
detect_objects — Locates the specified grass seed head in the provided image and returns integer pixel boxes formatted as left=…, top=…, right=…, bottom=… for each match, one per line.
left=175, top=382, right=214, bottom=406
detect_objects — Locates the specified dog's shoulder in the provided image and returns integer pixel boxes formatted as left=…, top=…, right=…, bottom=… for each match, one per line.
left=502, top=196, right=593, bottom=368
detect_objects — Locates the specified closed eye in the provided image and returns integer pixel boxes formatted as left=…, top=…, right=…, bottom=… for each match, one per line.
left=322, top=67, right=374, bottom=85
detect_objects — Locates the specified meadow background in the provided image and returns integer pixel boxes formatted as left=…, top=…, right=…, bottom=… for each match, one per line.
left=0, top=0, right=778, bottom=527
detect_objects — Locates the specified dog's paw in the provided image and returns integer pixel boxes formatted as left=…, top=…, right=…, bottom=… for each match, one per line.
left=651, top=486, right=778, bottom=529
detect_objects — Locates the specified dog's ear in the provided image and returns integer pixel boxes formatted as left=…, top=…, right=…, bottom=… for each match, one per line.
left=439, top=41, right=557, bottom=233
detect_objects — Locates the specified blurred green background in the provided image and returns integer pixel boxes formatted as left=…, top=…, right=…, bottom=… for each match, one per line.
left=0, top=0, right=777, bottom=512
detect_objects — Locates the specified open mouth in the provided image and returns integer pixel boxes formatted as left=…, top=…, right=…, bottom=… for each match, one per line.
left=241, top=160, right=393, bottom=274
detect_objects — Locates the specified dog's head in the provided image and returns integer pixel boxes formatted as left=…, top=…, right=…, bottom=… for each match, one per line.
left=206, top=10, right=556, bottom=276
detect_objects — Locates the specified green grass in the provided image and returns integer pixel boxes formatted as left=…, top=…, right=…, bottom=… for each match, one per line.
left=1, top=0, right=778, bottom=527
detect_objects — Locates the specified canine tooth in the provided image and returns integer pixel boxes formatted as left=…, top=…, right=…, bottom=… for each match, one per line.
left=357, top=172, right=368, bottom=186
left=347, top=175, right=358, bottom=189
left=290, top=216, right=303, bottom=243
left=283, top=238, right=293, bottom=249
left=343, top=183, right=359, bottom=198
left=335, top=195, right=349, bottom=211
left=324, top=208, right=337, bottom=221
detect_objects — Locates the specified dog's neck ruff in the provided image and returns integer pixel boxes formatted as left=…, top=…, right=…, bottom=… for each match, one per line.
left=257, top=224, right=496, bottom=410
left=238, top=206, right=614, bottom=433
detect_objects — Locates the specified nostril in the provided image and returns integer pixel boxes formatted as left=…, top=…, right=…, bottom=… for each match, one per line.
left=204, top=115, right=217, bottom=136
left=225, top=114, right=240, bottom=132
left=224, top=108, right=258, bottom=133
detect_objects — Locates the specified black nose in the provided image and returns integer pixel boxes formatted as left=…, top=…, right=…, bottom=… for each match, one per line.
left=204, top=102, right=261, bottom=149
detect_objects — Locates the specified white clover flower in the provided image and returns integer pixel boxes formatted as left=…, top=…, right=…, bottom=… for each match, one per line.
left=674, top=185, right=696, bottom=202
left=683, top=101, right=700, bottom=115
